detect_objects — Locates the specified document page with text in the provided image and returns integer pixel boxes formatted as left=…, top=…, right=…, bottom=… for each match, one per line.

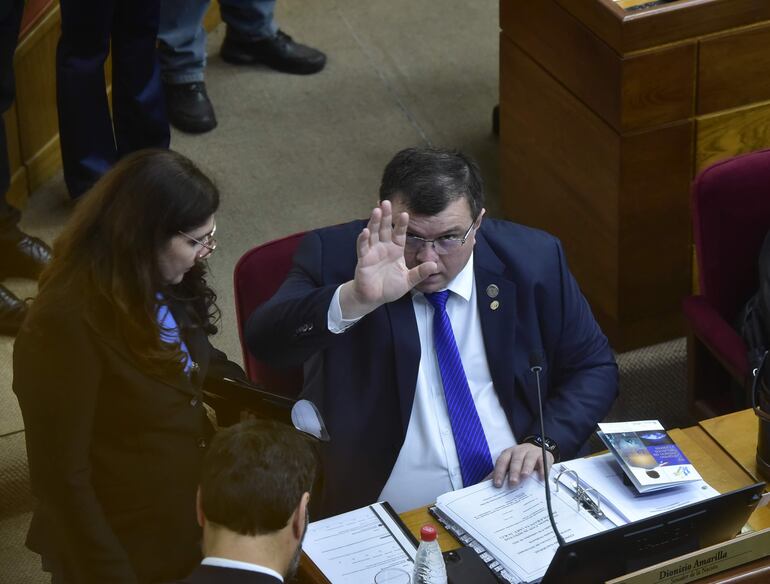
left=557, top=453, right=718, bottom=525
left=436, top=478, right=607, bottom=583
left=303, top=501, right=416, bottom=583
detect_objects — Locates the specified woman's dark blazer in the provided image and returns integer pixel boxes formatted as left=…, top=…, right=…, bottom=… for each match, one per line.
left=12, top=281, right=243, bottom=584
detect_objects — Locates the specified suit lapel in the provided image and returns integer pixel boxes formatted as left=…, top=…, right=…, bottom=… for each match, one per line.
left=385, top=293, right=421, bottom=434
left=474, top=234, right=539, bottom=431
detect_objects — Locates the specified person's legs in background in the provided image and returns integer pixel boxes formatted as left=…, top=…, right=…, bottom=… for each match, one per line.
left=220, top=0, right=326, bottom=75
left=111, top=0, right=170, bottom=155
left=158, top=0, right=326, bottom=134
left=158, top=0, right=218, bottom=133
left=0, top=0, right=52, bottom=334
left=56, top=0, right=119, bottom=198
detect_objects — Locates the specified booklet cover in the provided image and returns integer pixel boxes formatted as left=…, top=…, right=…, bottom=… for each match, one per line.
left=597, top=420, right=702, bottom=493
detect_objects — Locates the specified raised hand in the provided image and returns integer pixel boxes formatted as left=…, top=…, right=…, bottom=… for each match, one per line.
left=339, top=200, right=437, bottom=319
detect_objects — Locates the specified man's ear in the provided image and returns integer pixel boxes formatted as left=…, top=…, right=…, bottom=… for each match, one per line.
left=196, top=487, right=205, bottom=528
left=476, top=208, right=486, bottom=227
left=292, top=492, right=311, bottom=541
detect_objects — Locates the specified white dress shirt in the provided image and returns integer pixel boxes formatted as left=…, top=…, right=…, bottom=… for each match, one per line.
left=328, top=253, right=516, bottom=512
left=201, top=557, right=283, bottom=581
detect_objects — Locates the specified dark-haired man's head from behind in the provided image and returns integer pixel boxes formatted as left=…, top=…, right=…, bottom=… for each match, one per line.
left=197, top=419, right=317, bottom=579
left=378, top=146, right=484, bottom=220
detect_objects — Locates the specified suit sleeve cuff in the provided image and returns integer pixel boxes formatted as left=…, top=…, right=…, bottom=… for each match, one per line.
left=328, top=285, right=362, bottom=334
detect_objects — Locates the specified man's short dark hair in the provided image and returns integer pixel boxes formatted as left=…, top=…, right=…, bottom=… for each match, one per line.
left=379, top=147, right=484, bottom=219
left=200, top=420, right=317, bottom=536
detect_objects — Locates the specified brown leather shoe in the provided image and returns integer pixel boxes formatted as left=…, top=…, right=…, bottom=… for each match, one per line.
left=0, top=235, right=52, bottom=280
left=0, top=285, right=27, bottom=336
left=221, top=30, right=326, bottom=75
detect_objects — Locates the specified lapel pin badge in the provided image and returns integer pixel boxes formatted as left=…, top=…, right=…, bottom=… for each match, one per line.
left=486, top=284, right=499, bottom=298
left=490, top=300, right=500, bottom=311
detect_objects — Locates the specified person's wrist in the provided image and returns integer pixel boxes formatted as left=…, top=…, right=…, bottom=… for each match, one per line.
left=339, top=281, right=378, bottom=320
left=522, top=435, right=561, bottom=463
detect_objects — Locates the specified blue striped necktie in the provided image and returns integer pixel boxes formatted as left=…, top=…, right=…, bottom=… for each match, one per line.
left=425, top=290, right=493, bottom=486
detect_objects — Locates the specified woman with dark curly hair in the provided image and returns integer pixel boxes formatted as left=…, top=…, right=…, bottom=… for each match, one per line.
left=13, top=149, right=244, bottom=583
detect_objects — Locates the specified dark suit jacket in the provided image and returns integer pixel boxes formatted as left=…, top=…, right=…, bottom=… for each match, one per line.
left=246, top=219, right=619, bottom=517
left=173, top=564, right=282, bottom=584
left=13, top=281, right=243, bottom=584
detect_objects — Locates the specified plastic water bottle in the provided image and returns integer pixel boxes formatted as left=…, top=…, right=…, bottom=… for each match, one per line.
left=412, top=525, right=448, bottom=584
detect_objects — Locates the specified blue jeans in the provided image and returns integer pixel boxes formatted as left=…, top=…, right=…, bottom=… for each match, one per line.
left=158, top=0, right=278, bottom=84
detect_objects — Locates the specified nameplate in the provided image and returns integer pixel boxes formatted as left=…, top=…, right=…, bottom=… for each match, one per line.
left=606, top=527, right=770, bottom=584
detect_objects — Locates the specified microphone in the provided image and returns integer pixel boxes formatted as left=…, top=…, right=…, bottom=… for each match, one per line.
left=529, top=352, right=566, bottom=547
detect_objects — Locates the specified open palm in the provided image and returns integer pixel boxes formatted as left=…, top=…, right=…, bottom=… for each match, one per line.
left=340, top=201, right=437, bottom=318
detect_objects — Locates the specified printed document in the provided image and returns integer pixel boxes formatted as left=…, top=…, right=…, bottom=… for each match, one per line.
left=435, top=477, right=608, bottom=583
left=303, top=501, right=416, bottom=583
left=556, top=453, right=718, bottom=524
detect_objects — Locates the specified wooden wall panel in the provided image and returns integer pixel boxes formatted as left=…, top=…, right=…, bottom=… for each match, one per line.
left=620, top=43, right=696, bottom=131
left=3, top=105, right=28, bottom=209
left=503, top=0, right=622, bottom=130
left=14, top=5, right=60, bottom=191
left=697, top=23, right=770, bottom=115
left=556, top=0, right=770, bottom=53
left=618, top=122, right=693, bottom=335
left=506, top=1, right=697, bottom=131
left=500, top=35, right=620, bottom=323
left=203, top=3, right=221, bottom=31
left=695, top=103, right=770, bottom=172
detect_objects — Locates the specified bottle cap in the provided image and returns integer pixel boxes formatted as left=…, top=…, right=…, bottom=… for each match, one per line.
left=420, top=525, right=437, bottom=541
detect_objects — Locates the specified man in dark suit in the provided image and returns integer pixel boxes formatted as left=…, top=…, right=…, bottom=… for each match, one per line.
left=247, top=147, right=619, bottom=518
left=57, top=0, right=170, bottom=198
left=174, top=420, right=317, bottom=584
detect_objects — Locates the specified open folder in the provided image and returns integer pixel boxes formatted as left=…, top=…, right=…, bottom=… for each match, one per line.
left=429, top=454, right=760, bottom=584
left=430, top=475, right=612, bottom=584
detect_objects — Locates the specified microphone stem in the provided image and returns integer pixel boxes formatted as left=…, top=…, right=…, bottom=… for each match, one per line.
left=533, top=366, right=566, bottom=547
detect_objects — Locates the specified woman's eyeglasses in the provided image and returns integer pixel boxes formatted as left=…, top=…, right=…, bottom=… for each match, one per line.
left=178, top=221, right=217, bottom=258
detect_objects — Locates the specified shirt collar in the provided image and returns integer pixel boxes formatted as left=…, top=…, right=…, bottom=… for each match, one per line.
left=411, top=252, right=474, bottom=303
left=201, top=557, right=284, bottom=582
left=447, top=251, right=474, bottom=302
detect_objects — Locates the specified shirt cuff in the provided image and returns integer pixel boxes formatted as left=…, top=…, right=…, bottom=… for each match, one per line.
left=328, top=285, right=362, bottom=334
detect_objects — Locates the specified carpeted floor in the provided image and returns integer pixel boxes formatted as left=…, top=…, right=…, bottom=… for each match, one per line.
left=0, top=0, right=694, bottom=581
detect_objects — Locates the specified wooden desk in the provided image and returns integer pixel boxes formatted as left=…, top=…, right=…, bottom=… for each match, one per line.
left=499, top=0, right=770, bottom=350
left=300, top=424, right=769, bottom=582
left=699, top=408, right=761, bottom=481
left=400, top=425, right=769, bottom=542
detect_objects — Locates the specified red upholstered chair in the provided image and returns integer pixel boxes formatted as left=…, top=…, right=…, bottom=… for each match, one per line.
left=233, top=232, right=306, bottom=398
left=683, top=148, right=770, bottom=419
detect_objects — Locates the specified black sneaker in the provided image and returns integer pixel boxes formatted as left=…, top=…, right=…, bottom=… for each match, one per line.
left=221, top=29, right=326, bottom=75
left=163, top=82, right=218, bottom=134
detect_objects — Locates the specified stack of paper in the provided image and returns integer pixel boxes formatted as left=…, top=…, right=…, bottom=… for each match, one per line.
left=555, top=453, right=719, bottom=525
left=434, top=477, right=610, bottom=583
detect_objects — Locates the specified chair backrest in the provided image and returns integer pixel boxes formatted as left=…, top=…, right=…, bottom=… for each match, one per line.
left=233, top=231, right=306, bottom=398
left=692, top=148, right=770, bottom=319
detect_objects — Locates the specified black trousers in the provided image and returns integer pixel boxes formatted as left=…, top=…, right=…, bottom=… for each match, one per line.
left=0, top=0, right=23, bottom=243
left=57, top=0, right=170, bottom=198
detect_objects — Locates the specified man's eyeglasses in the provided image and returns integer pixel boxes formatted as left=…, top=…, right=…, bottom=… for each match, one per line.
left=404, top=221, right=476, bottom=255
left=178, top=221, right=217, bottom=258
